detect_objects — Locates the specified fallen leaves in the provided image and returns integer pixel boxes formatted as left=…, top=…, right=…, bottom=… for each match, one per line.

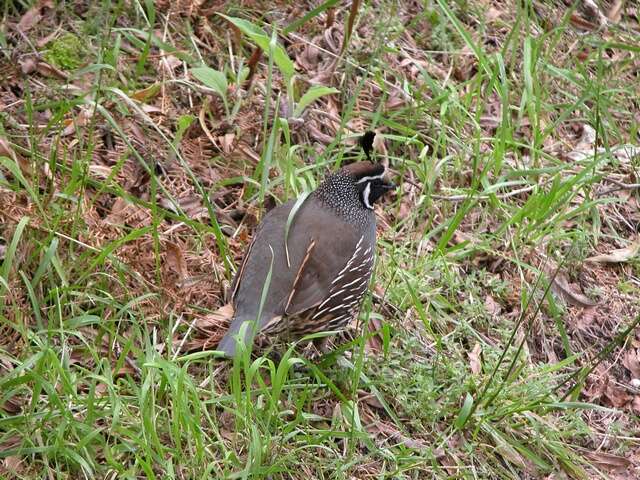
left=165, top=241, right=188, bottom=282
left=468, top=342, right=482, bottom=375
left=24, top=60, right=69, bottom=80
left=2, top=2, right=640, bottom=477
left=551, top=272, right=599, bottom=308
left=586, top=237, right=640, bottom=264
left=586, top=451, right=632, bottom=474
left=566, top=124, right=597, bottom=162
left=607, top=0, right=624, bottom=23
left=576, top=0, right=608, bottom=29
left=361, top=407, right=427, bottom=450
left=0, top=138, right=17, bottom=162
left=364, top=315, right=385, bottom=355
left=622, top=349, right=640, bottom=379
left=484, top=294, right=502, bottom=316
left=585, top=363, right=638, bottom=414
left=1, top=454, right=24, bottom=477
left=16, top=0, right=54, bottom=32
left=183, top=303, right=234, bottom=350
left=0, top=137, right=32, bottom=177
left=604, top=381, right=632, bottom=408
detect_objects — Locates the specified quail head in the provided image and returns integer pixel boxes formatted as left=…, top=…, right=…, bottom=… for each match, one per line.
left=217, top=161, right=395, bottom=357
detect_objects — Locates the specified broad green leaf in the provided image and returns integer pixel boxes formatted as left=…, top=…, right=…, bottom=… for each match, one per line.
left=174, top=114, right=196, bottom=145
left=220, top=15, right=268, bottom=37
left=190, top=67, right=228, bottom=100
left=454, top=393, right=474, bottom=430
left=293, top=86, right=339, bottom=117
left=219, top=14, right=295, bottom=83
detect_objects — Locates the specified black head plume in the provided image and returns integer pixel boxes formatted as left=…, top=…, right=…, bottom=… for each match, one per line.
left=358, top=131, right=376, bottom=160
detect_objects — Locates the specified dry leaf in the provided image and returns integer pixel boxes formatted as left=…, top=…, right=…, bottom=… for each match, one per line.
left=604, top=382, right=631, bottom=408
left=1, top=396, right=23, bottom=414
left=35, top=28, right=59, bottom=48
left=633, top=396, right=640, bottom=415
left=468, top=343, right=482, bottom=375
left=165, top=241, right=188, bottom=281
left=17, top=0, right=53, bottom=32
left=449, top=230, right=473, bottom=246
left=566, top=124, right=597, bottom=161
left=0, top=138, right=17, bottom=161
left=612, top=144, right=640, bottom=163
left=578, top=305, right=598, bottom=329
left=622, top=350, right=640, bottom=378
left=141, top=104, right=162, bottom=114
left=551, top=272, right=599, bottom=307
left=19, top=57, right=38, bottom=75
left=0, top=138, right=31, bottom=176
left=195, top=303, right=234, bottom=330
left=95, top=383, right=108, bottom=396
left=161, top=54, right=182, bottom=75
left=489, top=428, right=527, bottom=468
left=115, top=363, right=138, bottom=378
left=17, top=8, right=42, bottom=31
left=484, top=295, right=501, bottom=316
left=105, top=197, right=128, bottom=225
left=453, top=45, right=477, bottom=81
left=362, top=411, right=427, bottom=450
left=219, top=133, right=235, bottom=154
left=587, top=452, right=632, bottom=473
left=486, top=7, right=502, bottom=22
left=62, top=108, right=91, bottom=136
left=569, top=12, right=598, bottom=31
left=385, top=94, right=407, bottom=110
left=3, top=455, right=23, bottom=474
left=35, top=61, right=69, bottom=80
left=581, top=0, right=608, bottom=27
left=88, top=164, right=112, bottom=180
left=358, top=390, right=384, bottom=410
left=586, top=237, right=640, bottom=263
left=365, top=316, right=384, bottom=354
left=607, top=0, right=624, bottom=22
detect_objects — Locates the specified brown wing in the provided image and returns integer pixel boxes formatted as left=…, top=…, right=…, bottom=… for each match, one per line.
left=283, top=210, right=370, bottom=318
left=230, top=233, right=255, bottom=303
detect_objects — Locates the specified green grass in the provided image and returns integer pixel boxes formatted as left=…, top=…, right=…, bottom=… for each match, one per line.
left=1, top=0, right=640, bottom=478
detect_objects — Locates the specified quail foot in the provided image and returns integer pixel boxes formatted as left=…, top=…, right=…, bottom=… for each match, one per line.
left=217, top=161, right=395, bottom=357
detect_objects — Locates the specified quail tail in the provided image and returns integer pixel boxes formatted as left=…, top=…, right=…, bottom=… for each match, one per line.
left=216, top=316, right=259, bottom=358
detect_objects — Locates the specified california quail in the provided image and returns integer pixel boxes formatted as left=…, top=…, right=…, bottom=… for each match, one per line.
left=217, top=161, right=395, bottom=357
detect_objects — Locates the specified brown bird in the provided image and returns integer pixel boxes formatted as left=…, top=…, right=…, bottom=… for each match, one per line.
left=217, top=160, right=394, bottom=357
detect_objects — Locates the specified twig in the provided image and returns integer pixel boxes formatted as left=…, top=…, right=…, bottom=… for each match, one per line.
left=599, top=177, right=640, bottom=196
left=430, top=184, right=537, bottom=202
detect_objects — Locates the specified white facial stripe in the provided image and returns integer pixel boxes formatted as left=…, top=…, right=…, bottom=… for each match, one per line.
left=355, top=172, right=386, bottom=184
left=362, top=182, right=373, bottom=209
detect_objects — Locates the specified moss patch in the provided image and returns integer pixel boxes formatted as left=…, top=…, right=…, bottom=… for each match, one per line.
left=44, top=33, right=86, bottom=70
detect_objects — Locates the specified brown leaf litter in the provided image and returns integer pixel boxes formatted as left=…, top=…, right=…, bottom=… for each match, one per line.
left=586, top=235, right=640, bottom=263
left=2, top=2, right=640, bottom=477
